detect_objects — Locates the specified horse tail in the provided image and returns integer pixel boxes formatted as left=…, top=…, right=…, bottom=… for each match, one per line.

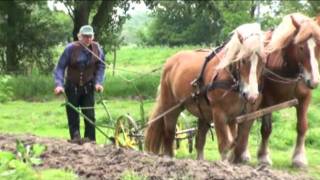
left=145, top=53, right=181, bottom=155
left=144, top=85, right=165, bottom=154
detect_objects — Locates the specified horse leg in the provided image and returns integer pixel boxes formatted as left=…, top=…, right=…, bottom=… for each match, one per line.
left=228, top=121, right=251, bottom=163
left=257, top=114, right=273, bottom=165
left=195, top=119, right=210, bottom=160
left=231, top=120, right=254, bottom=163
left=212, top=110, right=233, bottom=160
left=292, top=97, right=310, bottom=168
left=228, top=121, right=238, bottom=139
left=162, top=110, right=181, bottom=157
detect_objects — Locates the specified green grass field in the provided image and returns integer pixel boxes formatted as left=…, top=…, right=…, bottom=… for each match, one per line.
left=1, top=45, right=320, bottom=179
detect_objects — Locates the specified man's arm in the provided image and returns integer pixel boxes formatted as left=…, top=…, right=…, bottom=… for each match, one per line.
left=53, top=44, right=72, bottom=87
left=95, top=45, right=106, bottom=85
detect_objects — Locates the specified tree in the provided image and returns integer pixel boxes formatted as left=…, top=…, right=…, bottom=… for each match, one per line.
left=257, top=0, right=315, bottom=30
left=0, top=1, right=71, bottom=74
left=138, top=0, right=265, bottom=46
left=61, top=0, right=136, bottom=53
left=0, top=1, right=27, bottom=73
left=139, top=1, right=223, bottom=46
left=215, top=0, right=257, bottom=40
left=138, top=0, right=319, bottom=46
left=307, top=0, right=320, bottom=16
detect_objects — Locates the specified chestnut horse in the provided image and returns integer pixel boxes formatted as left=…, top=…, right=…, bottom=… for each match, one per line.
left=256, top=13, right=320, bottom=168
left=144, top=23, right=265, bottom=161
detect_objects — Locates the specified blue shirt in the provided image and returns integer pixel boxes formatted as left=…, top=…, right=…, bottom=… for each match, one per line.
left=53, top=42, right=106, bottom=87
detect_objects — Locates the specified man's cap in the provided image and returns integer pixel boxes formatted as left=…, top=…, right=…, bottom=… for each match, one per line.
left=79, top=25, right=94, bottom=35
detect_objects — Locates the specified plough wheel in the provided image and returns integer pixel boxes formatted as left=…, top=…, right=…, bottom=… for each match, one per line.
left=114, top=114, right=143, bottom=150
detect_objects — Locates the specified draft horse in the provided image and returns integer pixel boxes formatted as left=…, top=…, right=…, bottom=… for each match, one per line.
left=257, top=13, right=320, bottom=168
left=145, top=23, right=265, bottom=161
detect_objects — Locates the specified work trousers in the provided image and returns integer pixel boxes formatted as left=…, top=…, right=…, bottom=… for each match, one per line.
left=65, top=80, right=96, bottom=141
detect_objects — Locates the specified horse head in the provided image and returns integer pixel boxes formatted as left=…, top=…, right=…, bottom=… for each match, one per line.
left=217, top=23, right=265, bottom=103
left=266, top=13, right=320, bottom=89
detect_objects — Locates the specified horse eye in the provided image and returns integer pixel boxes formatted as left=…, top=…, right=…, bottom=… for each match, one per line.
left=242, top=60, right=249, bottom=65
left=299, top=46, right=304, bottom=51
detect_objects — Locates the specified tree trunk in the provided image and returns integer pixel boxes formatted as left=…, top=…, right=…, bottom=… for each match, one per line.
left=250, top=0, right=257, bottom=19
left=5, top=0, right=19, bottom=73
left=91, top=0, right=114, bottom=42
left=72, top=0, right=94, bottom=41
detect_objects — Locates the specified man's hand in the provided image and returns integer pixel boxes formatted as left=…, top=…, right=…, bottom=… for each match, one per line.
left=95, top=84, right=104, bottom=92
left=54, top=86, right=64, bottom=95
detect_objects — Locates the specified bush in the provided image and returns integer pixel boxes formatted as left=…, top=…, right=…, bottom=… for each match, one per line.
left=7, top=73, right=55, bottom=101
left=0, top=75, right=13, bottom=103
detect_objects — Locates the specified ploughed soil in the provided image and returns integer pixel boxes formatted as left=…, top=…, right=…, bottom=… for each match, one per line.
left=0, top=133, right=313, bottom=180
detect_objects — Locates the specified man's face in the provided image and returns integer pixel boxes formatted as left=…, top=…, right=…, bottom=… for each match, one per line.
left=80, top=34, right=93, bottom=46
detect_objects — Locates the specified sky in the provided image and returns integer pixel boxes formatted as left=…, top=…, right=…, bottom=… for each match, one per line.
left=47, top=1, right=148, bottom=16
left=47, top=0, right=69, bottom=14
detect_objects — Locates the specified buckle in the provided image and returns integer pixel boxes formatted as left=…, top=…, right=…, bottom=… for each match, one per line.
left=79, top=80, right=83, bottom=86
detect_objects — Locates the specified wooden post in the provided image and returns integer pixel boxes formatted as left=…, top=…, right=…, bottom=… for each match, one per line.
left=235, top=99, right=298, bottom=124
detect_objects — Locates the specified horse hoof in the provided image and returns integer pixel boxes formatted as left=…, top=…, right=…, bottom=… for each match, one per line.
left=241, top=153, right=251, bottom=163
left=258, top=156, right=272, bottom=166
left=229, top=155, right=249, bottom=164
left=197, top=156, right=204, bottom=161
left=292, top=155, right=308, bottom=168
left=241, top=157, right=250, bottom=163
left=292, top=161, right=307, bottom=168
left=292, top=160, right=308, bottom=168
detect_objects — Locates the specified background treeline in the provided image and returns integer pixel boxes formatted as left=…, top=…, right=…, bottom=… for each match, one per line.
left=0, top=0, right=319, bottom=101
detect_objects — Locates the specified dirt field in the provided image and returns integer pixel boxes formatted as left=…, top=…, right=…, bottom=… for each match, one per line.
left=0, top=133, right=313, bottom=180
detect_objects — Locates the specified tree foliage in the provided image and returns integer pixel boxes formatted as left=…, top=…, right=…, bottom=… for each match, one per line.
left=0, top=0, right=137, bottom=73
left=139, top=1, right=223, bottom=46
left=307, top=0, right=320, bottom=16
left=59, top=0, right=138, bottom=54
left=0, top=0, right=318, bottom=74
left=138, top=0, right=318, bottom=46
left=138, top=0, right=260, bottom=46
left=0, top=1, right=71, bottom=74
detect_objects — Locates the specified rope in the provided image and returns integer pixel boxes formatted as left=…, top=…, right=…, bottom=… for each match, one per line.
left=263, top=67, right=301, bottom=84
left=78, top=41, right=161, bottom=77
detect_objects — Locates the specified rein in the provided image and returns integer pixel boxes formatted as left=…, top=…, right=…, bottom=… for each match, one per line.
left=263, top=66, right=302, bottom=84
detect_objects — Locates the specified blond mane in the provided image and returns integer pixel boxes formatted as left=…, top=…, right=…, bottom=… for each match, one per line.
left=217, top=23, right=263, bottom=69
left=266, top=13, right=316, bottom=52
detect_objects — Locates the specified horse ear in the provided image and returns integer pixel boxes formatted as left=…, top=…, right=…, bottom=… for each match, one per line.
left=236, top=31, right=244, bottom=44
left=290, top=15, right=300, bottom=29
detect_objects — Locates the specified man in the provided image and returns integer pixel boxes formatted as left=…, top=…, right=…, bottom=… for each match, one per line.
left=54, top=25, right=105, bottom=144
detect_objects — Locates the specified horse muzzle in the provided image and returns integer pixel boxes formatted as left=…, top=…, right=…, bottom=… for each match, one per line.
left=306, top=79, right=319, bottom=89
left=241, top=92, right=259, bottom=104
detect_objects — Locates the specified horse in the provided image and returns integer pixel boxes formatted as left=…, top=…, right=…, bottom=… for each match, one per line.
left=144, top=23, right=265, bottom=161
left=256, top=13, right=320, bottom=168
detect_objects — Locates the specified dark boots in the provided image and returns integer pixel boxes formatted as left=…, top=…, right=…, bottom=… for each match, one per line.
left=68, top=131, right=95, bottom=145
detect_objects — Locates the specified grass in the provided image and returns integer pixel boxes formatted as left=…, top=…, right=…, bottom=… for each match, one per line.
left=0, top=98, right=155, bottom=144
left=110, top=45, right=203, bottom=68
left=39, top=169, right=77, bottom=180
left=120, top=170, right=147, bottom=180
